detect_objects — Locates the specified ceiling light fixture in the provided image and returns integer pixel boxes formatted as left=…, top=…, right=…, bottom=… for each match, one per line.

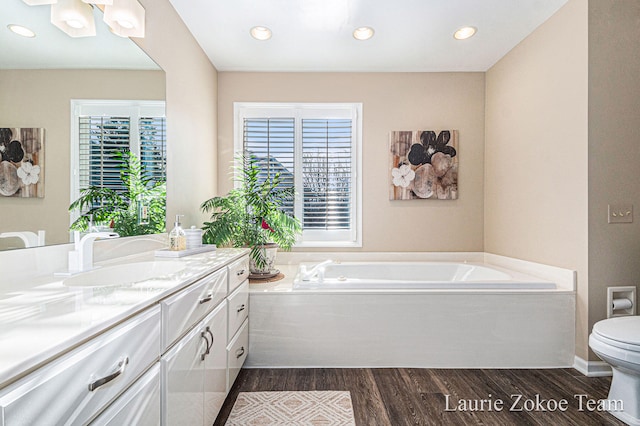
left=51, top=0, right=96, bottom=37
left=103, top=0, right=145, bottom=38
left=7, top=24, right=36, bottom=38
left=353, top=26, right=374, bottom=41
left=21, top=0, right=57, bottom=5
left=453, top=26, right=477, bottom=40
left=250, top=26, right=272, bottom=41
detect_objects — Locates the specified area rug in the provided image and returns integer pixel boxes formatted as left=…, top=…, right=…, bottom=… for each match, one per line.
left=225, top=391, right=356, bottom=426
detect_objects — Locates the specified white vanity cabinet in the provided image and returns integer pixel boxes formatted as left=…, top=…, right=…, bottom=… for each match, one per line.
left=226, top=281, right=249, bottom=391
left=162, top=302, right=227, bottom=425
left=0, top=306, right=161, bottom=426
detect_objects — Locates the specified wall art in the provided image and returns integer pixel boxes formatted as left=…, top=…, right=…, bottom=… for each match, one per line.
left=0, top=128, right=45, bottom=198
left=389, top=130, right=458, bottom=200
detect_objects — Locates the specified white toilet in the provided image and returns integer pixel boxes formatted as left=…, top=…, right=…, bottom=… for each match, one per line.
left=589, top=316, right=640, bottom=426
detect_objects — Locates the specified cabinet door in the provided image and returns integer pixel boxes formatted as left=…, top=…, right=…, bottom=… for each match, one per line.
left=161, top=319, right=208, bottom=426
left=90, top=363, right=161, bottom=426
left=203, top=304, right=228, bottom=426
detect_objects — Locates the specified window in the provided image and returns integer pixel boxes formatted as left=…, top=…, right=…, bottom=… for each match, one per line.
left=235, top=103, right=362, bottom=247
left=71, top=100, right=166, bottom=215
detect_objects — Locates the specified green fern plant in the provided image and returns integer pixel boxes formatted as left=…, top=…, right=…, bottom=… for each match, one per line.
left=69, top=151, right=166, bottom=236
left=200, top=153, right=301, bottom=269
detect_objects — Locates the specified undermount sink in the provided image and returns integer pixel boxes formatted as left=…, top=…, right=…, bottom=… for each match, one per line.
left=63, top=261, right=186, bottom=287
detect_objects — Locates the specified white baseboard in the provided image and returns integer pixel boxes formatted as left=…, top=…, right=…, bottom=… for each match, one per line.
left=573, top=355, right=612, bottom=377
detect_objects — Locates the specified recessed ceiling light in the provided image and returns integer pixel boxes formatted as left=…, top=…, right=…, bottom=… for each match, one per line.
left=353, top=26, right=374, bottom=41
left=454, top=26, right=477, bottom=40
left=7, top=24, right=36, bottom=38
left=250, top=26, right=272, bottom=41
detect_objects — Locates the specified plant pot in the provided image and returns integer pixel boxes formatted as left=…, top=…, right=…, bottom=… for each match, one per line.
left=249, top=243, right=279, bottom=274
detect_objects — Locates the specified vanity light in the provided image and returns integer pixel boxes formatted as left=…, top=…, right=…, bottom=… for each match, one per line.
left=453, top=26, right=477, bottom=40
left=250, top=26, right=272, bottom=41
left=352, top=26, right=374, bottom=41
left=103, top=0, right=145, bottom=38
left=51, top=0, right=96, bottom=37
left=7, top=24, right=36, bottom=38
left=21, top=0, right=58, bottom=5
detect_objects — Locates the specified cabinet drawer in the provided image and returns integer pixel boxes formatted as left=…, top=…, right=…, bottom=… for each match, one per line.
left=161, top=268, right=227, bottom=351
left=90, top=362, right=160, bottom=426
left=227, top=256, right=249, bottom=293
left=226, top=318, right=248, bottom=392
left=0, top=306, right=160, bottom=426
left=227, top=281, right=248, bottom=342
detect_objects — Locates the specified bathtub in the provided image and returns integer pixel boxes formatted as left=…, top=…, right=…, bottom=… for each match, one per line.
left=247, top=253, right=576, bottom=369
left=293, top=261, right=556, bottom=290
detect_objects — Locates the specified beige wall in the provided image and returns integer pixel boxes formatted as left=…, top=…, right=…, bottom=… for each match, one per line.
left=135, top=0, right=219, bottom=230
left=217, top=72, right=485, bottom=252
left=485, top=0, right=589, bottom=357
left=0, top=69, right=164, bottom=249
left=588, top=0, right=640, bottom=354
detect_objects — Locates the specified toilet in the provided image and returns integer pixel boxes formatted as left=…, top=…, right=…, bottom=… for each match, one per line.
left=589, top=316, right=640, bottom=426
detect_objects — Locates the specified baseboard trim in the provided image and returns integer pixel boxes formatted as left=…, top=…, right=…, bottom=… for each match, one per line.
left=573, top=355, right=612, bottom=377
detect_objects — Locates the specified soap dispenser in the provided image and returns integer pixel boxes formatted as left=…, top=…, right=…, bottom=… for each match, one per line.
left=169, top=215, right=186, bottom=251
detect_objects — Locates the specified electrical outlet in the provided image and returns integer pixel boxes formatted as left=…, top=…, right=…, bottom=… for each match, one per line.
left=608, top=204, right=633, bottom=224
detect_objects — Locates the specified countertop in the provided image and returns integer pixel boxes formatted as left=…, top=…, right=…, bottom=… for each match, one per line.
left=0, top=248, right=248, bottom=389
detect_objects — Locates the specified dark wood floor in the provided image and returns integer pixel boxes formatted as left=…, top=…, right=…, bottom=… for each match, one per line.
left=214, top=368, right=626, bottom=425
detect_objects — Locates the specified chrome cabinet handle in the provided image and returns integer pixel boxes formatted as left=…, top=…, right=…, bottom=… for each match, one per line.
left=235, top=346, right=245, bottom=359
left=199, top=293, right=213, bottom=304
left=88, top=357, right=129, bottom=391
left=200, top=330, right=211, bottom=360
left=236, top=304, right=246, bottom=313
left=236, top=269, right=245, bottom=276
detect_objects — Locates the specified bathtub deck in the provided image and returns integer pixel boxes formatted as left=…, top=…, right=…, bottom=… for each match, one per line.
left=215, top=368, right=624, bottom=425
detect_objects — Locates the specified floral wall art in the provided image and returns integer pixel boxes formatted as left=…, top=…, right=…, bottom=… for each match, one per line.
left=0, top=128, right=44, bottom=198
left=389, top=130, right=458, bottom=200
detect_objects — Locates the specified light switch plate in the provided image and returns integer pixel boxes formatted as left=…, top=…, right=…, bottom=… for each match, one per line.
left=608, top=204, right=633, bottom=223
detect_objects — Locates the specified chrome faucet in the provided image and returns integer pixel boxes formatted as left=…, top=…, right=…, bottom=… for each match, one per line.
left=299, top=260, right=334, bottom=282
left=68, top=231, right=119, bottom=273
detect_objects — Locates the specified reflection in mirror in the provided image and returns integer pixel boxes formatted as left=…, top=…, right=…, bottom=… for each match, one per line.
left=0, top=1, right=165, bottom=251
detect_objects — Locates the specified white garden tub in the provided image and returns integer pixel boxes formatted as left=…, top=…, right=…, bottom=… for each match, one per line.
left=247, top=253, right=576, bottom=369
left=293, top=261, right=556, bottom=290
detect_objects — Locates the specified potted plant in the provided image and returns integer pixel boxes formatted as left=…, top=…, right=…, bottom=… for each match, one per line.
left=200, top=154, right=301, bottom=275
left=69, top=151, right=166, bottom=236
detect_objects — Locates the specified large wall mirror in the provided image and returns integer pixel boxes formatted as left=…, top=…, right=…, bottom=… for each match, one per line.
left=0, top=1, right=166, bottom=251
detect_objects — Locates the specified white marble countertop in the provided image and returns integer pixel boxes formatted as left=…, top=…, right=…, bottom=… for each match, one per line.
left=0, top=247, right=248, bottom=389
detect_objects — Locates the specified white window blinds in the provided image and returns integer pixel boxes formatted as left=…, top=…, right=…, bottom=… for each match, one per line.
left=237, top=103, right=362, bottom=247
left=71, top=100, right=166, bottom=213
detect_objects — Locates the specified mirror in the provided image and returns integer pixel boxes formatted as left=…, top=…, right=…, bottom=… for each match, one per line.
left=0, top=1, right=165, bottom=251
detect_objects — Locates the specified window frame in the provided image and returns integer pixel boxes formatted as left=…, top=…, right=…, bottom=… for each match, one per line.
left=234, top=102, right=363, bottom=248
left=70, top=99, right=166, bottom=225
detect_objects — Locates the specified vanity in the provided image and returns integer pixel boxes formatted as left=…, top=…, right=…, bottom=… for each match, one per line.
left=0, top=245, right=249, bottom=425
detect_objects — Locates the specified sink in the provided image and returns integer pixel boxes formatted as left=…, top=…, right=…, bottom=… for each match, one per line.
left=62, top=261, right=186, bottom=287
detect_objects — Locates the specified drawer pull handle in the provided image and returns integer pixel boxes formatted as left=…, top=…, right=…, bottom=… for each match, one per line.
left=236, top=304, right=246, bottom=313
left=235, top=346, right=245, bottom=359
left=199, top=294, right=213, bottom=304
left=236, top=269, right=245, bottom=277
left=200, top=330, right=211, bottom=360
left=88, top=357, right=129, bottom=391
left=206, top=328, right=215, bottom=350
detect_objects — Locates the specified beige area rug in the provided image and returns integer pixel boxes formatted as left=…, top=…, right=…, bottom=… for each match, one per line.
left=225, top=391, right=356, bottom=426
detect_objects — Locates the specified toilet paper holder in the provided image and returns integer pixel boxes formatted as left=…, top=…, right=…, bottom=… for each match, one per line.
left=607, top=286, right=636, bottom=318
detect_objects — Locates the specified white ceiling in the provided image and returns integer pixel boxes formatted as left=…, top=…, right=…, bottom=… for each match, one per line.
left=169, top=0, right=568, bottom=72
left=1, top=0, right=158, bottom=70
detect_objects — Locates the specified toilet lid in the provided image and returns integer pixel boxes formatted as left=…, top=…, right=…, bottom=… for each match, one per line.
left=593, top=316, right=640, bottom=346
